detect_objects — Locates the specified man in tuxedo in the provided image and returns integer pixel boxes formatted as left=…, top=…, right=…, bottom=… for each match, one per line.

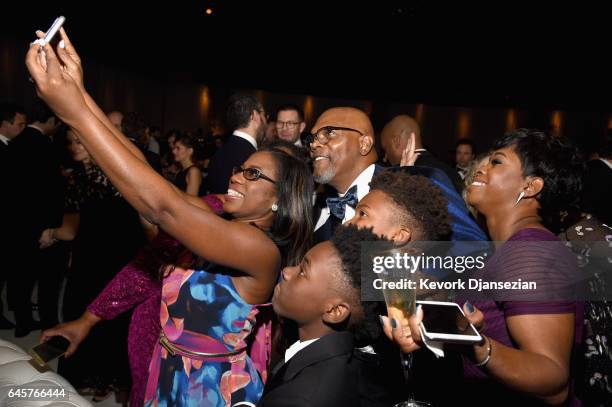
left=309, top=107, right=379, bottom=243
left=258, top=225, right=389, bottom=407
left=0, top=102, right=27, bottom=330
left=455, top=138, right=475, bottom=181
left=205, top=93, right=267, bottom=194
left=0, top=102, right=27, bottom=150
left=380, top=114, right=464, bottom=193
left=7, top=101, right=64, bottom=337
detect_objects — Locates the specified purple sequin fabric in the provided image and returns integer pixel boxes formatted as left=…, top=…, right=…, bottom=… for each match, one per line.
left=87, top=195, right=224, bottom=406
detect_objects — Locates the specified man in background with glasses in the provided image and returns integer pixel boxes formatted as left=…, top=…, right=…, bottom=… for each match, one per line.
left=275, top=104, right=306, bottom=147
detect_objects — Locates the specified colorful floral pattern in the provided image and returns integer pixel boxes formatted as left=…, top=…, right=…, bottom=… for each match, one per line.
left=144, top=266, right=269, bottom=407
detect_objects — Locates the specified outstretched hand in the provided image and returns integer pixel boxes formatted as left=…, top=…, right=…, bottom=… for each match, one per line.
left=34, top=28, right=85, bottom=90
left=25, top=33, right=87, bottom=125
left=40, top=320, right=90, bottom=358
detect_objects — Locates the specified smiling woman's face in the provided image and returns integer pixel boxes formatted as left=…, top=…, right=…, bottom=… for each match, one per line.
left=223, top=151, right=278, bottom=221
left=466, top=146, right=526, bottom=215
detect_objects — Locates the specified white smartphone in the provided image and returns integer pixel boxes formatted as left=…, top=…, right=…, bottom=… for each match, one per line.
left=42, top=16, right=66, bottom=46
left=418, top=300, right=482, bottom=344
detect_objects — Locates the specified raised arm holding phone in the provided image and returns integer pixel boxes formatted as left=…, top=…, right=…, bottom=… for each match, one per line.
left=27, top=25, right=314, bottom=406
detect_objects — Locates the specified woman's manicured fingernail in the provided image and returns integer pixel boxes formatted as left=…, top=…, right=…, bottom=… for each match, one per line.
left=391, top=318, right=398, bottom=329
left=465, top=301, right=474, bottom=314
left=59, top=40, right=65, bottom=49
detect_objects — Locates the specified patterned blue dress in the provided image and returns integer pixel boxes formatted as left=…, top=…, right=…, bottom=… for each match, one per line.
left=144, top=263, right=271, bottom=407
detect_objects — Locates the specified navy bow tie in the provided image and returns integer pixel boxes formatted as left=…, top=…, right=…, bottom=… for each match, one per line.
left=326, top=185, right=358, bottom=220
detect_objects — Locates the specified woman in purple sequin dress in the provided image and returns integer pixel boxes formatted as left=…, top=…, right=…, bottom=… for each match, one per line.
left=43, top=195, right=224, bottom=406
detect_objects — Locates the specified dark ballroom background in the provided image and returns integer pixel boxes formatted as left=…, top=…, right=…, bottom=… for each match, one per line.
left=1, top=0, right=610, bottom=160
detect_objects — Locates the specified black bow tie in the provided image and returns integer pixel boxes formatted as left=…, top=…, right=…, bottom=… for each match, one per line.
left=326, top=185, right=358, bottom=220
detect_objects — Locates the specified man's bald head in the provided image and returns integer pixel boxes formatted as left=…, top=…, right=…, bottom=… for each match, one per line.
left=313, top=107, right=375, bottom=139
left=107, top=111, right=124, bottom=132
left=380, top=115, right=422, bottom=166
left=310, top=107, right=377, bottom=193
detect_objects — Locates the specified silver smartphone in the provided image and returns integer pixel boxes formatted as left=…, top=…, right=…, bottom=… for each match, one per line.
left=42, top=16, right=66, bottom=46
left=418, top=300, right=482, bottom=344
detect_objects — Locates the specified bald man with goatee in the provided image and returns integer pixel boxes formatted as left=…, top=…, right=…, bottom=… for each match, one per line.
left=380, top=115, right=463, bottom=193
left=309, top=107, right=381, bottom=243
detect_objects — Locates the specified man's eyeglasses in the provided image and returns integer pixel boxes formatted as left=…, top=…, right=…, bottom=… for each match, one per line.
left=276, top=120, right=302, bottom=130
left=304, top=126, right=364, bottom=146
left=232, top=166, right=277, bottom=184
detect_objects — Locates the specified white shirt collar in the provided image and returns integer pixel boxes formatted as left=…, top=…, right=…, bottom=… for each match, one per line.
left=314, top=163, right=376, bottom=231
left=0, top=134, right=9, bottom=145
left=233, top=130, right=257, bottom=150
left=294, top=138, right=303, bottom=148
left=28, top=124, right=45, bottom=135
left=284, top=338, right=319, bottom=363
left=339, top=163, right=376, bottom=202
left=599, top=158, right=612, bottom=171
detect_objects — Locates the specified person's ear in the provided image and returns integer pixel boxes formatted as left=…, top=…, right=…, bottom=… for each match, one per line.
left=391, top=227, right=412, bottom=245
left=299, top=122, right=306, bottom=133
left=250, top=109, right=258, bottom=124
left=359, top=134, right=374, bottom=156
left=524, top=176, right=544, bottom=198
left=322, top=300, right=352, bottom=325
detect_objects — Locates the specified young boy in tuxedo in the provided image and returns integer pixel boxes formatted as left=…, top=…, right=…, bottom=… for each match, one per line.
left=258, top=225, right=389, bottom=407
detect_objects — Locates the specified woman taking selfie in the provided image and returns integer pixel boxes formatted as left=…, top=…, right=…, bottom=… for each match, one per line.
left=28, top=29, right=313, bottom=406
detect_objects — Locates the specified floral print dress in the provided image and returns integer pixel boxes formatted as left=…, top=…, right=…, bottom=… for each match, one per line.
left=144, top=263, right=272, bottom=407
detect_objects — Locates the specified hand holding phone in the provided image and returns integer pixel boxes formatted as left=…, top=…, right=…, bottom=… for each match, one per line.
left=29, top=336, right=70, bottom=366
left=418, top=301, right=482, bottom=344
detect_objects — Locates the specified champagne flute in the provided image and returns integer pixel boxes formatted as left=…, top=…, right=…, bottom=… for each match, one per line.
left=381, top=249, right=432, bottom=407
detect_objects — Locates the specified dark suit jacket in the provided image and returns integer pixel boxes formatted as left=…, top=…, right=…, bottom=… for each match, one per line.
left=0, top=141, right=10, bottom=247
left=8, top=126, right=64, bottom=244
left=205, top=135, right=256, bottom=194
left=258, top=331, right=390, bottom=407
left=0, top=140, right=8, bottom=161
left=415, top=150, right=464, bottom=193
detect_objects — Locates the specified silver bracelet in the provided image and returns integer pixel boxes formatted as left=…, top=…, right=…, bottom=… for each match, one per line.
left=474, top=336, right=492, bottom=367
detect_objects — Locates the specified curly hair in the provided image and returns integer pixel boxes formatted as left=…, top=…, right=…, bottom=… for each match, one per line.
left=370, top=171, right=452, bottom=241
left=330, top=224, right=388, bottom=347
left=494, top=129, right=584, bottom=226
